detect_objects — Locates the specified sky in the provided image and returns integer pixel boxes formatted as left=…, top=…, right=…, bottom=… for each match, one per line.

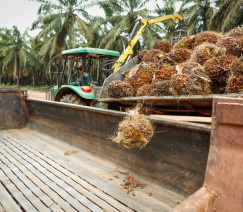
left=0, top=0, right=163, bottom=36
left=0, top=0, right=42, bottom=34
left=0, top=0, right=105, bottom=35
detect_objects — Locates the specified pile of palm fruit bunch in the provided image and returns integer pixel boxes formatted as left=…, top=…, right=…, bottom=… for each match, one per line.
left=170, top=62, right=211, bottom=95
left=124, top=62, right=154, bottom=92
left=138, top=50, right=149, bottom=60
left=107, top=26, right=243, bottom=98
left=193, top=31, right=221, bottom=47
left=142, top=49, right=164, bottom=63
left=112, top=104, right=153, bottom=149
left=190, top=43, right=226, bottom=65
left=168, top=48, right=192, bottom=63
left=204, top=55, right=237, bottom=93
left=107, top=80, right=135, bottom=98
left=174, top=36, right=195, bottom=49
left=226, top=58, right=243, bottom=93
left=153, top=40, right=172, bottom=53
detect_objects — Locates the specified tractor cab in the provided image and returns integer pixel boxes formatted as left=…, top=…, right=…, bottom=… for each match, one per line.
left=51, top=47, right=120, bottom=106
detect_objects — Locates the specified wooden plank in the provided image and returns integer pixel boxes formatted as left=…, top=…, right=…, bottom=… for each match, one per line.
left=9, top=141, right=118, bottom=212
left=0, top=159, right=50, bottom=212
left=3, top=130, right=189, bottom=212
left=0, top=169, right=37, bottom=212
left=0, top=202, right=4, bottom=212
left=0, top=151, right=62, bottom=212
left=0, top=182, right=22, bottom=212
left=150, top=115, right=211, bottom=123
left=27, top=161, right=113, bottom=212
left=1, top=143, right=89, bottom=211
left=0, top=141, right=77, bottom=212
left=0, top=139, right=90, bottom=212
left=6, top=136, right=135, bottom=211
left=4, top=136, right=122, bottom=212
left=9, top=137, right=135, bottom=211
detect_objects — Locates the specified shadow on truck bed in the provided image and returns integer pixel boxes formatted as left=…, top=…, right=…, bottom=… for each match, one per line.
left=0, top=89, right=211, bottom=212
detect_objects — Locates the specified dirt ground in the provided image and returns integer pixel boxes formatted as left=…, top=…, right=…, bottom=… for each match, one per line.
left=27, top=90, right=49, bottom=100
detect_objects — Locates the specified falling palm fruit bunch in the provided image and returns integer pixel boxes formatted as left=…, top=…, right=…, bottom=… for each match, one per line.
left=107, top=26, right=243, bottom=98
left=112, top=104, right=153, bottom=149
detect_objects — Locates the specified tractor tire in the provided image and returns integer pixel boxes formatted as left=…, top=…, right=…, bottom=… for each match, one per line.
left=60, top=93, right=88, bottom=106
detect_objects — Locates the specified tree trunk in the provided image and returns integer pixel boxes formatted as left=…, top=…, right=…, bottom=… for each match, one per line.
left=0, top=68, right=2, bottom=86
left=203, top=0, right=210, bottom=31
left=67, top=60, right=72, bottom=83
left=31, top=69, right=35, bottom=86
left=16, top=57, right=20, bottom=88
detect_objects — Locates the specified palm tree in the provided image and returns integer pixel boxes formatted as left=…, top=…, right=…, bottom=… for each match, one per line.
left=32, top=0, right=94, bottom=56
left=0, top=26, right=39, bottom=87
left=181, top=0, right=214, bottom=34
left=155, top=0, right=185, bottom=40
left=31, top=0, right=95, bottom=85
left=0, top=28, right=5, bottom=85
left=210, top=0, right=243, bottom=32
left=96, top=0, right=157, bottom=51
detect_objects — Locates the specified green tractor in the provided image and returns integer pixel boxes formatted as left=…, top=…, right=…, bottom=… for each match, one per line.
left=51, top=47, right=120, bottom=106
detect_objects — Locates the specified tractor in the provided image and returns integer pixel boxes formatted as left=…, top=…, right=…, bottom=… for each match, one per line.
left=51, top=47, right=120, bottom=106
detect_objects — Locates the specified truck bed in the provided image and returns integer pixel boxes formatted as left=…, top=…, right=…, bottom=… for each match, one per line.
left=0, top=89, right=211, bottom=211
left=0, top=128, right=185, bottom=212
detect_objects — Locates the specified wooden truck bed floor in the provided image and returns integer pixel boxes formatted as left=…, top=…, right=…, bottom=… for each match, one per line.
left=0, top=128, right=185, bottom=212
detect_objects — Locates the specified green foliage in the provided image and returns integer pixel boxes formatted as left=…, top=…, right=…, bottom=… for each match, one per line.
left=0, top=0, right=242, bottom=87
left=0, top=84, right=50, bottom=92
left=180, top=0, right=214, bottom=34
left=96, top=0, right=157, bottom=51
left=155, top=0, right=185, bottom=39
left=32, top=0, right=93, bottom=52
left=0, top=27, right=39, bottom=87
left=210, top=0, right=243, bottom=32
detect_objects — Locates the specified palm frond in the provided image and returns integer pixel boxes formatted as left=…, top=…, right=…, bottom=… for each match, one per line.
left=75, top=16, right=94, bottom=45
left=99, top=16, right=129, bottom=49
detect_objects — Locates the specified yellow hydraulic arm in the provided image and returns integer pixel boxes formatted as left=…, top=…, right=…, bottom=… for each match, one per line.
left=112, top=14, right=183, bottom=72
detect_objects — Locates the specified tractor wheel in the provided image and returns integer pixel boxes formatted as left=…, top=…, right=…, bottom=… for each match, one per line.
left=60, top=93, right=88, bottom=106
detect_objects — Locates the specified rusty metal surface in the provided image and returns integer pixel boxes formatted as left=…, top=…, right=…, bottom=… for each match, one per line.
left=99, top=56, right=140, bottom=99
left=174, top=97, right=243, bottom=211
left=100, top=92, right=243, bottom=109
left=205, top=97, right=243, bottom=211
left=100, top=92, right=243, bottom=116
left=26, top=99, right=210, bottom=195
left=0, top=89, right=28, bottom=130
left=174, top=186, right=217, bottom=212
